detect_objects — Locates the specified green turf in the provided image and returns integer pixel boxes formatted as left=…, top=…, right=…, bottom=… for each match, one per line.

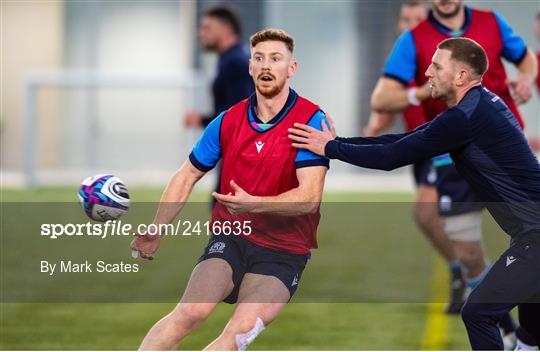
left=1, top=303, right=435, bottom=350
left=0, top=188, right=509, bottom=350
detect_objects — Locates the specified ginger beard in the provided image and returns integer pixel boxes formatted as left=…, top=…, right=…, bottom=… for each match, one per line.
left=432, top=0, right=462, bottom=19
left=255, top=71, right=287, bottom=99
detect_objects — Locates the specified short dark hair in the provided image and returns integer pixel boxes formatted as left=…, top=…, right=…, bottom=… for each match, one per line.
left=437, top=37, right=489, bottom=77
left=250, top=28, right=294, bottom=53
left=204, top=6, right=242, bottom=36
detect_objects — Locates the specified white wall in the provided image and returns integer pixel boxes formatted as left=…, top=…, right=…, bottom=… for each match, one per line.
left=1, top=1, right=63, bottom=171
left=61, top=2, right=200, bottom=184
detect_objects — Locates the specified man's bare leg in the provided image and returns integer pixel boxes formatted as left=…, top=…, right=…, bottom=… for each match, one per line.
left=413, top=185, right=467, bottom=313
left=413, top=185, right=457, bottom=262
left=139, top=258, right=234, bottom=350
left=452, top=240, right=486, bottom=279
left=204, top=274, right=291, bottom=350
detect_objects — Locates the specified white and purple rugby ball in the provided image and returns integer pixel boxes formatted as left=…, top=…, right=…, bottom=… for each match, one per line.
left=78, top=174, right=130, bottom=221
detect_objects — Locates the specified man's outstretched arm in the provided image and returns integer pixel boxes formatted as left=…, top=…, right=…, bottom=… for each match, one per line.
left=292, top=113, right=429, bottom=146
left=290, top=108, right=471, bottom=171
left=153, top=160, right=206, bottom=225
left=130, top=160, right=206, bottom=260
left=326, top=109, right=470, bottom=170
left=336, top=122, right=429, bottom=146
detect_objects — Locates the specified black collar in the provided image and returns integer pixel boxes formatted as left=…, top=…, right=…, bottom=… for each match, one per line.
left=249, top=88, right=298, bottom=125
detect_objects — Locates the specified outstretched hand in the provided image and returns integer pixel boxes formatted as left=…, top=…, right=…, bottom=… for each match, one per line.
left=288, top=118, right=335, bottom=156
left=130, top=232, right=161, bottom=260
left=212, top=180, right=258, bottom=215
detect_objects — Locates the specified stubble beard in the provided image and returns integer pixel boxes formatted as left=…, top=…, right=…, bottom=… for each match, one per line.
left=256, top=78, right=286, bottom=99
left=433, top=3, right=462, bottom=19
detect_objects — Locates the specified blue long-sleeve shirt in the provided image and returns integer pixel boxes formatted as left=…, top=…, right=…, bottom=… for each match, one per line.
left=325, top=86, right=540, bottom=238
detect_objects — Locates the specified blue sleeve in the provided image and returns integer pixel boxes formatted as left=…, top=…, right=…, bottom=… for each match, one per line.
left=189, top=111, right=224, bottom=172
left=295, top=110, right=330, bottom=169
left=383, top=31, right=417, bottom=85
left=494, top=11, right=527, bottom=64
left=324, top=108, right=471, bottom=171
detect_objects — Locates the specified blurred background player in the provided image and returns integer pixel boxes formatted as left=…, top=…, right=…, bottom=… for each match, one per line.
left=368, top=0, right=538, bottom=329
left=364, top=0, right=428, bottom=137
left=184, top=5, right=254, bottom=128
left=131, top=29, right=330, bottom=350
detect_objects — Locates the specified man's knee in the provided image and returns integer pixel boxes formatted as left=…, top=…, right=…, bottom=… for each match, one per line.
left=172, top=304, right=213, bottom=330
left=461, top=302, right=482, bottom=324
left=453, top=241, right=485, bottom=267
left=413, top=203, right=439, bottom=230
left=446, top=211, right=483, bottom=243
left=459, top=245, right=484, bottom=263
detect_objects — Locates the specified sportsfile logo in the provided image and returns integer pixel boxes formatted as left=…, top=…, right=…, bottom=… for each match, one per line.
left=41, top=220, right=253, bottom=239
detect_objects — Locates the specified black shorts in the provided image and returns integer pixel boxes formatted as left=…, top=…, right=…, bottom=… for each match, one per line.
left=412, top=159, right=436, bottom=186
left=197, top=234, right=310, bottom=304
left=434, top=163, right=484, bottom=216
left=414, top=154, right=484, bottom=216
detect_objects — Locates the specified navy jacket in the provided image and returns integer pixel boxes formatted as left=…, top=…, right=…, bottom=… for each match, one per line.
left=326, top=86, right=540, bottom=238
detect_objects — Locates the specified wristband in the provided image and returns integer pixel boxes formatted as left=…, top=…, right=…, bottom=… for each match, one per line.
left=407, top=87, right=421, bottom=106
